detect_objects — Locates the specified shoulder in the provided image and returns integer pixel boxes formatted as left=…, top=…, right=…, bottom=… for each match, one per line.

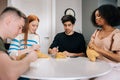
left=113, top=29, right=120, bottom=39
left=29, top=34, right=39, bottom=37
left=12, top=33, right=24, bottom=41
left=74, top=31, right=84, bottom=37
left=114, top=28, right=120, bottom=33
left=74, top=31, right=82, bottom=35
left=15, top=33, right=24, bottom=38
left=94, top=29, right=101, bottom=34
left=53, top=32, right=64, bottom=39
left=91, top=29, right=101, bottom=36
left=56, top=32, right=64, bottom=36
left=34, top=34, right=40, bottom=38
left=18, top=33, right=24, bottom=36
left=57, top=32, right=64, bottom=35
left=111, top=29, right=120, bottom=51
left=28, top=34, right=40, bottom=40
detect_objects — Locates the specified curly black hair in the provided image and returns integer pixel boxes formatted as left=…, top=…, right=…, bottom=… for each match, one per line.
left=61, top=15, right=76, bottom=24
left=91, top=4, right=120, bottom=27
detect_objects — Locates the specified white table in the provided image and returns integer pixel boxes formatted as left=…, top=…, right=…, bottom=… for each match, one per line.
left=21, top=57, right=112, bottom=80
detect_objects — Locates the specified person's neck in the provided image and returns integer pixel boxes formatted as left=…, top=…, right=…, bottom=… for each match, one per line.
left=102, top=25, right=115, bottom=32
left=65, top=31, right=74, bottom=35
left=28, top=31, right=34, bottom=34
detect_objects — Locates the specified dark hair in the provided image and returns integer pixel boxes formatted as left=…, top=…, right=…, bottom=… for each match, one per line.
left=118, top=6, right=120, bottom=11
left=91, top=4, right=120, bottom=27
left=61, top=15, right=76, bottom=24
left=1, top=7, right=28, bottom=48
left=0, top=6, right=26, bottom=20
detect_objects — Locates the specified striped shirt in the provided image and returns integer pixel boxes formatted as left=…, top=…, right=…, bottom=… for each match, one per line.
left=8, top=33, right=40, bottom=56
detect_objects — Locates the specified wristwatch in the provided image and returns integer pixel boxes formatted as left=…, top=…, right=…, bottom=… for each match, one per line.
left=64, top=8, right=75, bottom=17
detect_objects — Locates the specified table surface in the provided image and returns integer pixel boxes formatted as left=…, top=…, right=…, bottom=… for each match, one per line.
left=21, top=57, right=112, bottom=79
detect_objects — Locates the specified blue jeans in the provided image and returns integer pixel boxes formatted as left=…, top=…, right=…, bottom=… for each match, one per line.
left=18, top=77, right=30, bottom=80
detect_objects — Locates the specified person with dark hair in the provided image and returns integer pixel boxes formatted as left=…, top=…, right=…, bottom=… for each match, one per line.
left=88, top=4, right=120, bottom=80
left=0, top=7, right=38, bottom=80
left=116, top=6, right=120, bottom=29
left=48, top=15, right=86, bottom=58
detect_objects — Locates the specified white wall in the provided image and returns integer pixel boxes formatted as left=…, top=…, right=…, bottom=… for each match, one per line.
left=55, top=0, right=82, bottom=34
left=10, top=0, right=52, bottom=37
left=8, top=0, right=52, bottom=54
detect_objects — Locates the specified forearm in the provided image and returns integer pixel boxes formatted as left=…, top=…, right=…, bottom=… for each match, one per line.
left=48, top=48, right=58, bottom=54
left=13, top=51, right=38, bottom=76
left=18, top=48, right=32, bottom=55
left=98, top=49, right=120, bottom=62
left=0, top=53, right=30, bottom=79
left=71, top=52, right=85, bottom=57
left=10, top=48, right=32, bottom=57
left=11, top=56, right=31, bottom=77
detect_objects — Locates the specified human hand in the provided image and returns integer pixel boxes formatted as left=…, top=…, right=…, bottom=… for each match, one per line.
left=86, top=46, right=100, bottom=62
left=89, top=42, right=104, bottom=54
left=63, top=51, right=73, bottom=57
left=30, top=44, right=40, bottom=51
left=10, top=56, right=17, bottom=60
left=27, top=51, right=38, bottom=62
left=89, top=42, right=99, bottom=51
left=51, top=47, right=59, bottom=55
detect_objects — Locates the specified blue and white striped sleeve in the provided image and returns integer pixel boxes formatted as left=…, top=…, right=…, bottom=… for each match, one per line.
left=8, top=36, right=20, bottom=56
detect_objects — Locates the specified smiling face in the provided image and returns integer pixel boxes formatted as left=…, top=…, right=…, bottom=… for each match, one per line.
left=63, top=21, right=74, bottom=35
left=28, top=20, right=39, bottom=34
